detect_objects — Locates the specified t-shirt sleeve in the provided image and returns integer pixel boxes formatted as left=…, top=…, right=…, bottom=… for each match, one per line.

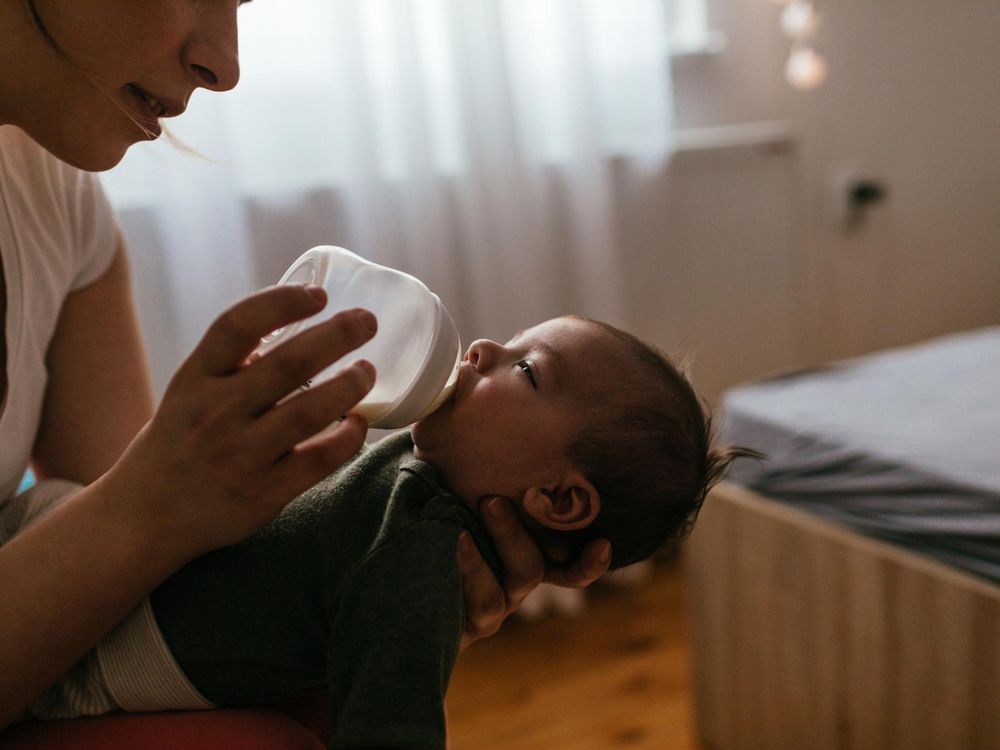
left=325, top=518, right=463, bottom=750
left=67, top=170, right=119, bottom=291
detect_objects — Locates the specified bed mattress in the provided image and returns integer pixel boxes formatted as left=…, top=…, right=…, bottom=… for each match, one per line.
left=720, top=325, right=1000, bottom=584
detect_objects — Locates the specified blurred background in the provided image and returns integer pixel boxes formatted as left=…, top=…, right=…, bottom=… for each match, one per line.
left=98, top=1, right=1000, bottom=747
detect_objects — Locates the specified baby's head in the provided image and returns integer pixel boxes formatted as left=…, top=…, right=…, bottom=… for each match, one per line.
left=411, top=316, right=749, bottom=569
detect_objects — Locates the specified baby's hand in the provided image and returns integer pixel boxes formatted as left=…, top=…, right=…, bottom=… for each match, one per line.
left=456, top=497, right=611, bottom=650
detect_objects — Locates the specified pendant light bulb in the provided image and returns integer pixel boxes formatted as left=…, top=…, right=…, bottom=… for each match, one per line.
left=780, top=0, right=821, bottom=40
left=785, top=46, right=828, bottom=90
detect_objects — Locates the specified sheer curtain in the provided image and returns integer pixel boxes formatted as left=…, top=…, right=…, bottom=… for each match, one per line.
left=102, top=0, right=674, bottom=396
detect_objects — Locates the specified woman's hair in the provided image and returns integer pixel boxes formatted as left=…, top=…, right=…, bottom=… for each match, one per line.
left=556, top=317, right=760, bottom=570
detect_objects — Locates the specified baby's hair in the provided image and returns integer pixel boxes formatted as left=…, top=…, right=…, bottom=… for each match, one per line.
left=559, top=316, right=759, bottom=569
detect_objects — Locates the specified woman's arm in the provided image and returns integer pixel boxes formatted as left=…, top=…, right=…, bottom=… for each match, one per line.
left=0, top=254, right=380, bottom=727
left=0, top=240, right=166, bottom=725
left=31, top=236, right=154, bottom=483
left=0, top=472, right=199, bottom=727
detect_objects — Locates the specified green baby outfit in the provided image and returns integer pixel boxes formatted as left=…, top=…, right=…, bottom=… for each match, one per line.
left=23, top=431, right=499, bottom=748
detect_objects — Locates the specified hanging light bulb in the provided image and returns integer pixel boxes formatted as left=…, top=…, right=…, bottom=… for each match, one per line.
left=785, top=46, right=828, bottom=90
left=780, top=0, right=821, bottom=40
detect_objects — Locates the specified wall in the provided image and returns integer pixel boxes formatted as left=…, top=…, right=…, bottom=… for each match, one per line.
left=121, top=1, right=1000, bottom=403
left=616, top=131, right=804, bottom=402
left=652, top=0, right=1000, bottom=398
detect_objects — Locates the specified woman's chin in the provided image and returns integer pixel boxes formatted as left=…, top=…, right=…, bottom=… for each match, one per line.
left=66, top=135, right=137, bottom=172
left=67, top=147, right=130, bottom=172
left=33, top=123, right=142, bottom=172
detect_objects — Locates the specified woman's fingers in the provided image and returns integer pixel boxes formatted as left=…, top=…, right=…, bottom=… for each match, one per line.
left=266, top=414, right=370, bottom=504
left=117, top=285, right=381, bottom=558
left=456, top=531, right=506, bottom=650
left=480, top=497, right=545, bottom=610
left=542, top=538, right=612, bottom=588
left=238, top=307, right=377, bottom=414
left=251, top=359, right=376, bottom=457
left=190, top=285, right=328, bottom=376
left=457, top=499, right=611, bottom=651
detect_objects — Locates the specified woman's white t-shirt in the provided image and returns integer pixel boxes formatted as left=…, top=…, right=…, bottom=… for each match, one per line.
left=0, top=125, right=118, bottom=503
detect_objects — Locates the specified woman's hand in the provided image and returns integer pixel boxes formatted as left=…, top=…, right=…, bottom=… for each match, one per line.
left=456, top=497, right=611, bottom=651
left=106, top=284, right=378, bottom=560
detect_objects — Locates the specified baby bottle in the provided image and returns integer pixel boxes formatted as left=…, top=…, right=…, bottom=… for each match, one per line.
left=256, top=246, right=462, bottom=429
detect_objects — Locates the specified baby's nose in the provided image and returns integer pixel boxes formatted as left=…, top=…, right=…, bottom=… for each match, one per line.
left=466, top=339, right=497, bottom=371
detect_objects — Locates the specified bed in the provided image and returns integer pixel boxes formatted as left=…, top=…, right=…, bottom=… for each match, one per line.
left=683, top=326, right=1000, bottom=750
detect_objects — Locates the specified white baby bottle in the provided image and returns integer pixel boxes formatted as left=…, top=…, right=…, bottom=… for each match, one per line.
left=256, top=246, right=462, bottom=429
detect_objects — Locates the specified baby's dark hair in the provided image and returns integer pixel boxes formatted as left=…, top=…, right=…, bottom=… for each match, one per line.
left=557, top=317, right=758, bottom=569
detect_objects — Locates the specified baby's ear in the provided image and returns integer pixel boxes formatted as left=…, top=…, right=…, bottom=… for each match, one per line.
left=521, top=472, right=600, bottom=531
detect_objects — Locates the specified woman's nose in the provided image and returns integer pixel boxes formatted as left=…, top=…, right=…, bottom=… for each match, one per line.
left=184, top=6, right=241, bottom=92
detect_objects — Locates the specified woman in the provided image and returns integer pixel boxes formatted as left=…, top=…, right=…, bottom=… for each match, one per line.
left=0, top=0, right=611, bottom=730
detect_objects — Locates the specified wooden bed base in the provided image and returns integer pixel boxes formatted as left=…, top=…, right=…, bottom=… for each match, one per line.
left=683, top=481, right=1000, bottom=750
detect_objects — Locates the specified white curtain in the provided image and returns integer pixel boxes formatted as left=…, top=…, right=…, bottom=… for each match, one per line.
left=102, top=0, right=674, bottom=397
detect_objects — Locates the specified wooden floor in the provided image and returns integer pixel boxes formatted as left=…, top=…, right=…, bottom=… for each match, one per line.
left=446, top=558, right=707, bottom=750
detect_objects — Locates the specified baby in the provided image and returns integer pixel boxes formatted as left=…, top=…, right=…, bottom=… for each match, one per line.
left=17, top=315, right=749, bottom=747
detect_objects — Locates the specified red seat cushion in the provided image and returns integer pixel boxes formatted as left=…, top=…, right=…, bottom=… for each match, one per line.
left=0, top=695, right=331, bottom=750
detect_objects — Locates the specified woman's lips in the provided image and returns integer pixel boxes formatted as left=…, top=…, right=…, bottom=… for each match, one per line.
left=124, top=85, right=163, bottom=138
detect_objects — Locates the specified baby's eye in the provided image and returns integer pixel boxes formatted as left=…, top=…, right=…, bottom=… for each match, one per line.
left=517, top=359, right=538, bottom=389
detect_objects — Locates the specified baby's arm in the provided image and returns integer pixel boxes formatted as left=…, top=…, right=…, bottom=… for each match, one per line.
left=326, top=518, right=464, bottom=750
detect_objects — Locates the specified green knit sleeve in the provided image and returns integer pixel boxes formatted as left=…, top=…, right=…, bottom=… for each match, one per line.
left=325, top=516, right=464, bottom=750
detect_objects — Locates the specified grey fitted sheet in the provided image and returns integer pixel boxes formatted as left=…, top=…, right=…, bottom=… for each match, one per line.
left=720, top=325, right=1000, bottom=584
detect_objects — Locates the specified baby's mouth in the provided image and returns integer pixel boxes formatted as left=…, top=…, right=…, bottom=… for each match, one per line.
left=449, top=363, right=472, bottom=408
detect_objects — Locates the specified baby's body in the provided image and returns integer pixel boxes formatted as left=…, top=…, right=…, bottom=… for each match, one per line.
left=22, top=430, right=494, bottom=749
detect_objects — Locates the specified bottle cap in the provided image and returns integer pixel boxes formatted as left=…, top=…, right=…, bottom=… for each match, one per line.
left=257, top=247, right=461, bottom=429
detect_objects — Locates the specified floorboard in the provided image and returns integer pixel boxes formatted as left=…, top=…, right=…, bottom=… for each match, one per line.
left=446, top=558, right=706, bottom=749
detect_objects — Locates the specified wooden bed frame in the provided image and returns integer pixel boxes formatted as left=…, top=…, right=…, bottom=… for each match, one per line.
left=683, top=480, right=1000, bottom=750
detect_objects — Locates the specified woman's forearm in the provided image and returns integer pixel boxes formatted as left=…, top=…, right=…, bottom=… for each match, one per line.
left=0, top=288, right=381, bottom=727
left=0, top=473, right=188, bottom=728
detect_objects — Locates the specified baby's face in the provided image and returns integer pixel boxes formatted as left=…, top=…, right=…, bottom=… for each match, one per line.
left=411, top=317, right=623, bottom=502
